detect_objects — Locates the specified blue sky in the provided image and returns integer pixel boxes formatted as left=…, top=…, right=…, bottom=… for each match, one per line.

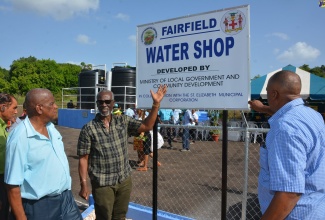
left=0, top=0, right=324, bottom=77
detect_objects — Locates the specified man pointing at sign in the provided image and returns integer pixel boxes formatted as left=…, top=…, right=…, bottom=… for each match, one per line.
left=77, top=85, right=167, bottom=220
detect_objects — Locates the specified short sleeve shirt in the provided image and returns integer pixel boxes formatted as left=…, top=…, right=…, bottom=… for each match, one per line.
left=77, top=114, right=142, bottom=186
left=172, top=109, right=182, bottom=124
left=158, top=109, right=173, bottom=121
left=5, top=117, right=71, bottom=199
left=258, top=98, right=325, bottom=219
left=182, top=110, right=194, bottom=126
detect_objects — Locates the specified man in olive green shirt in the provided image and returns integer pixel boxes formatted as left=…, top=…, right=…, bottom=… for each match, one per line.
left=0, top=93, right=18, bottom=219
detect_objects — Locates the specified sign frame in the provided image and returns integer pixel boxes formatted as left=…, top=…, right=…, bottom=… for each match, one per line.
left=136, top=5, right=250, bottom=110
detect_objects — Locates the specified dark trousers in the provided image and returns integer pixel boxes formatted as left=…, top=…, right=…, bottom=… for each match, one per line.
left=16, top=190, right=82, bottom=220
left=190, top=128, right=196, bottom=141
left=92, top=176, right=132, bottom=220
left=0, top=174, right=9, bottom=220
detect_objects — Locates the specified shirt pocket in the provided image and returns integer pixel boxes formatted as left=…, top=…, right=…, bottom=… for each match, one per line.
left=259, top=147, right=270, bottom=186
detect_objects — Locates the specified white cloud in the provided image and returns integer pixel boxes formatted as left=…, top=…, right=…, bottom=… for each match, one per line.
left=76, top=34, right=96, bottom=45
left=271, top=32, right=289, bottom=40
left=115, top=13, right=130, bottom=21
left=9, top=0, right=99, bottom=20
left=277, top=42, right=320, bottom=62
left=128, top=35, right=136, bottom=44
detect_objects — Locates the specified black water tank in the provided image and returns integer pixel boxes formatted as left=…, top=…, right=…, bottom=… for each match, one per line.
left=78, top=69, right=106, bottom=109
left=111, top=66, right=136, bottom=107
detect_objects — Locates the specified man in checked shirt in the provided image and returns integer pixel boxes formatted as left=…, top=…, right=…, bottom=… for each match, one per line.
left=77, top=85, right=167, bottom=220
left=249, top=70, right=325, bottom=219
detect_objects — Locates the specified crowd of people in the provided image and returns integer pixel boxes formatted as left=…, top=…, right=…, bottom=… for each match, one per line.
left=0, top=69, right=324, bottom=219
left=121, top=107, right=201, bottom=152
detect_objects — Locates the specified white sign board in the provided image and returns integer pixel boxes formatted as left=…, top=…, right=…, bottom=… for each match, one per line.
left=136, top=5, right=250, bottom=110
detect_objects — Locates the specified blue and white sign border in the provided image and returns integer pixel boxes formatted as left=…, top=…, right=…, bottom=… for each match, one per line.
left=136, top=5, right=250, bottom=110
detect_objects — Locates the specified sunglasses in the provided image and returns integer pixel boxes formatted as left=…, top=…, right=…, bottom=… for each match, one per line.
left=96, top=100, right=112, bottom=105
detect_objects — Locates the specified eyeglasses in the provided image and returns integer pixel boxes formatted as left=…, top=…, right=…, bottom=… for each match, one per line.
left=96, top=100, right=112, bottom=105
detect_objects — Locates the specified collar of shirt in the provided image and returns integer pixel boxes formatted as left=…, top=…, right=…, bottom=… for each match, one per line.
left=268, top=98, right=304, bottom=126
left=94, top=113, right=112, bottom=127
left=24, top=116, right=53, bottom=139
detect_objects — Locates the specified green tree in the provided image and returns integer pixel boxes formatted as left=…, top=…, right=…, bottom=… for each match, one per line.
left=310, top=65, right=325, bottom=78
left=0, top=67, right=10, bottom=92
left=9, top=56, right=39, bottom=80
left=0, top=67, right=9, bottom=81
left=6, top=57, right=82, bottom=95
left=299, top=64, right=311, bottom=72
left=60, top=63, right=81, bottom=87
left=300, top=64, right=325, bottom=78
left=80, top=62, right=92, bottom=71
left=0, top=78, right=10, bottom=92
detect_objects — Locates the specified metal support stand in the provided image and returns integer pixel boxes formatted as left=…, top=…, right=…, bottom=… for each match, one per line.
left=221, top=110, right=228, bottom=220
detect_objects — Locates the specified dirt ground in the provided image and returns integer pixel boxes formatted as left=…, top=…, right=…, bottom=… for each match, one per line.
left=59, top=125, right=262, bottom=220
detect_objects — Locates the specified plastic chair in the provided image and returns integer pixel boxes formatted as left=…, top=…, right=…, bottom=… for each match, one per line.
left=250, top=123, right=264, bottom=143
left=195, top=121, right=209, bottom=141
left=229, top=121, right=240, bottom=127
left=261, top=122, right=270, bottom=129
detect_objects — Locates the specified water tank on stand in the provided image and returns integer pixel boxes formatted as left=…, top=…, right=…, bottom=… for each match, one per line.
left=78, top=69, right=106, bottom=109
left=111, top=66, right=136, bottom=110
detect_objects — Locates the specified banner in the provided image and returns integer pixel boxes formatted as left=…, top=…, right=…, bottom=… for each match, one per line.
left=136, top=5, right=250, bottom=110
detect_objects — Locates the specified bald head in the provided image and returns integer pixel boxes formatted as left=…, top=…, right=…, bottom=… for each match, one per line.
left=268, top=70, right=301, bottom=97
left=266, top=70, right=301, bottom=111
left=25, top=88, right=53, bottom=116
left=97, top=89, right=114, bottom=100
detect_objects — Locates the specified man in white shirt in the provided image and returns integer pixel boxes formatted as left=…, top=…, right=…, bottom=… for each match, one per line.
left=167, top=109, right=182, bottom=148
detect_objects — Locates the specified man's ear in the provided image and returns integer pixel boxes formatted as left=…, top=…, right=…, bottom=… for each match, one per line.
left=35, top=104, right=43, bottom=114
left=269, top=89, right=278, bottom=100
left=0, top=105, right=5, bottom=112
left=273, top=90, right=279, bottom=99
